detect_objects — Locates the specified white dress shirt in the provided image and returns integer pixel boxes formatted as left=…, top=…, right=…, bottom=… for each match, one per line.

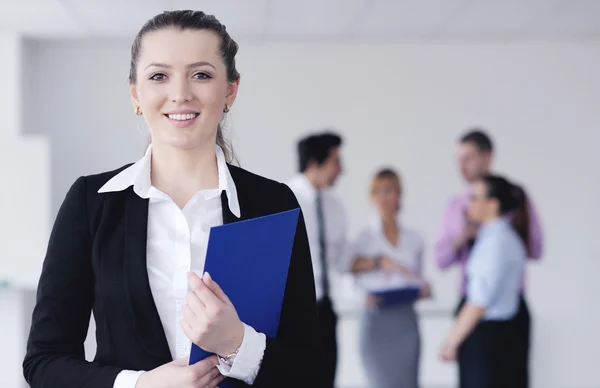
left=98, top=145, right=266, bottom=387
left=351, top=218, right=425, bottom=292
left=286, top=174, right=350, bottom=301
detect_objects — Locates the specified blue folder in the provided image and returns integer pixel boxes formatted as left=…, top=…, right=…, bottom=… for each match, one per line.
left=188, top=208, right=300, bottom=384
left=372, top=285, right=422, bottom=307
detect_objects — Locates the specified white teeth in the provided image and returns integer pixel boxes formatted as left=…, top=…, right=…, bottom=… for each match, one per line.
left=167, top=113, right=198, bottom=121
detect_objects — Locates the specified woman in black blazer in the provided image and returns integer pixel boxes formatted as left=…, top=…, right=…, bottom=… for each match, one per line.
left=23, top=10, right=322, bottom=388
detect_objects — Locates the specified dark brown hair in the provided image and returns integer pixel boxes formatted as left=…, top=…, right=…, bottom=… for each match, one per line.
left=460, top=129, right=494, bottom=153
left=480, top=175, right=530, bottom=252
left=129, top=10, right=240, bottom=162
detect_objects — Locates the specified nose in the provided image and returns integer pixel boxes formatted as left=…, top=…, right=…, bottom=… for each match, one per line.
left=169, top=76, right=193, bottom=103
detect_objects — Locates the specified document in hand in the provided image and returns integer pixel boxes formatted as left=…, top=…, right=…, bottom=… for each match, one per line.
left=372, top=285, right=422, bottom=307
left=355, top=271, right=423, bottom=307
left=189, top=208, right=300, bottom=372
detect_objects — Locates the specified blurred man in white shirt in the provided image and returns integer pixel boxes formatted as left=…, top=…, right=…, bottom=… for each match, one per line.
left=286, top=131, right=348, bottom=388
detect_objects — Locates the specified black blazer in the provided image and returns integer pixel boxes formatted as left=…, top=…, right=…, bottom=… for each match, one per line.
left=23, top=164, right=323, bottom=388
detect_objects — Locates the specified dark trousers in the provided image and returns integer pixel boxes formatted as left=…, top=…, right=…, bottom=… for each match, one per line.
left=514, top=296, right=531, bottom=387
left=455, top=296, right=530, bottom=388
left=317, top=297, right=338, bottom=388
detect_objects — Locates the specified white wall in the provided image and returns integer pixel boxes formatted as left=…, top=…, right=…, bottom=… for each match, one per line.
left=0, top=35, right=50, bottom=289
left=0, top=34, right=50, bottom=388
left=11, top=38, right=600, bottom=387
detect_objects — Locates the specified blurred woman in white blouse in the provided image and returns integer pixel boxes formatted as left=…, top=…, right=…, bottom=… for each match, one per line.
left=350, top=168, right=431, bottom=388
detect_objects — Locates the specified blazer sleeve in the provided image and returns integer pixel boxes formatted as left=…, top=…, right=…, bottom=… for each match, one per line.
left=250, top=183, right=324, bottom=387
left=23, top=176, right=123, bottom=388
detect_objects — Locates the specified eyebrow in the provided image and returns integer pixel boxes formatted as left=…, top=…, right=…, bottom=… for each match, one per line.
left=145, top=61, right=216, bottom=71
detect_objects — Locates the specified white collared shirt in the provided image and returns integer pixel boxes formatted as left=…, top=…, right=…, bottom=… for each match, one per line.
left=351, top=218, right=425, bottom=292
left=285, top=174, right=350, bottom=301
left=99, top=145, right=265, bottom=387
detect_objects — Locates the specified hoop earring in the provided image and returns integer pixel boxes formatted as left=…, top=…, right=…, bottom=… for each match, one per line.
left=135, top=106, right=142, bottom=115
left=223, top=104, right=230, bottom=113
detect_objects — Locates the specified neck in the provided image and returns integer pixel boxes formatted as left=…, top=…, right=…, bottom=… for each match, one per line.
left=468, top=169, right=490, bottom=184
left=381, top=213, right=397, bottom=230
left=482, top=214, right=501, bottom=224
left=303, top=170, right=323, bottom=190
left=150, top=142, right=219, bottom=205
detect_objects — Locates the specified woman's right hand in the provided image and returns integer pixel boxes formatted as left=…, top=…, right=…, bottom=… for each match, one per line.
left=366, top=294, right=382, bottom=308
left=378, top=256, right=418, bottom=279
left=135, top=356, right=224, bottom=388
left=419, top=281, right=432, bottom=299
left=453, top=222, right=479, bottom=250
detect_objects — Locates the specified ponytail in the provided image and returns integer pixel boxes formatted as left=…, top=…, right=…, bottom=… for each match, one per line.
left=216, top=123, right=235, bottom=164
left=480, top=175, right=531, bottom=252
left=510, top=184, right=530, bottom=254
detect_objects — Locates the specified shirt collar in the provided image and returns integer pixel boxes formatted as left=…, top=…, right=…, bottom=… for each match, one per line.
left=98, top=144, right=241, bottom=218
left=462, top=186, right=473, bottom=200
left=290, top=173, right=319, bottom=201
left=479, top=217, right=509, bottom=236
left=369, top=215, right=401, bottom=234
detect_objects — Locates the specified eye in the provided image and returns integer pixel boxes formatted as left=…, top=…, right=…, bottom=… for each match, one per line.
left=193, top=72, right=212, bottom=80
left=149, top=73, right=167, bottom=81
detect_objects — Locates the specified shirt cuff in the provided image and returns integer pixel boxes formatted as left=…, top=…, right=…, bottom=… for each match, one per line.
left=467, top=286, right=490, bottom=308
left=217, top=323, right=266, bottom=384
left=113, top=370, right=145, bottom=388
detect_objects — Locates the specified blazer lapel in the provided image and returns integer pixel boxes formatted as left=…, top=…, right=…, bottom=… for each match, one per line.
left=221, top=190, right=243, bottom=224
left=124, top=190, right=172, bottom=363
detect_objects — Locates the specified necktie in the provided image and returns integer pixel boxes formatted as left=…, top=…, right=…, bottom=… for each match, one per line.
left=315, top=191, right=330, bottom=299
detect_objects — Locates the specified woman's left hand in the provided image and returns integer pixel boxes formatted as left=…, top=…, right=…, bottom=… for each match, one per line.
left=439, top=341, right=458, bottom=362
left=181, top=272, right=244, bottom=357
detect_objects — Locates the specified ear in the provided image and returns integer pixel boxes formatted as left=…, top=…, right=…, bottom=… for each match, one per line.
left=483, top=151, right=494, bottom=170
left=225, top=78, right=240, bottom=108
left=306, top=159, right=321, bottom=172
left=129, top=82, right=140, bottom=111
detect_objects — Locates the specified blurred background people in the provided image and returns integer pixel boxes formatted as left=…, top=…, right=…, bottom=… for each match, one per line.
left=440, top=175, right=530, bottom=388
left=350, top=168, right=431, bottom=388
left=286, top=131, right=348, bottom=388
left=434, top=129, right=543, bottom=387
left=2, top=3, right=599, bottom=388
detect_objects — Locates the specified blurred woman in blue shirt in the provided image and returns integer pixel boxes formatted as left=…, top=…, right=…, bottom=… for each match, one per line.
left=440, top=175, right=530, bottom=388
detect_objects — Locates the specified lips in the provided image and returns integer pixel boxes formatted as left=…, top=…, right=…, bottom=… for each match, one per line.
left=163, top=110, right=200, bottom=128
left=164, top=113, right=199, bottom=121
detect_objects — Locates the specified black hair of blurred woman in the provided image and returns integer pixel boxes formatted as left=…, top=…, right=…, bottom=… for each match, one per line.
left=479, top=174, right=530, bottom=254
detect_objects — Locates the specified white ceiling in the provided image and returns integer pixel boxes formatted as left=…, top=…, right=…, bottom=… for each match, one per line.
left=0, top=0, right=599, bottom=41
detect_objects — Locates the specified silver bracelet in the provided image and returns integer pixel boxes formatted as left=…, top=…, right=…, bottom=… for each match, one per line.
left=218, top=348, right=239, bottom=367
